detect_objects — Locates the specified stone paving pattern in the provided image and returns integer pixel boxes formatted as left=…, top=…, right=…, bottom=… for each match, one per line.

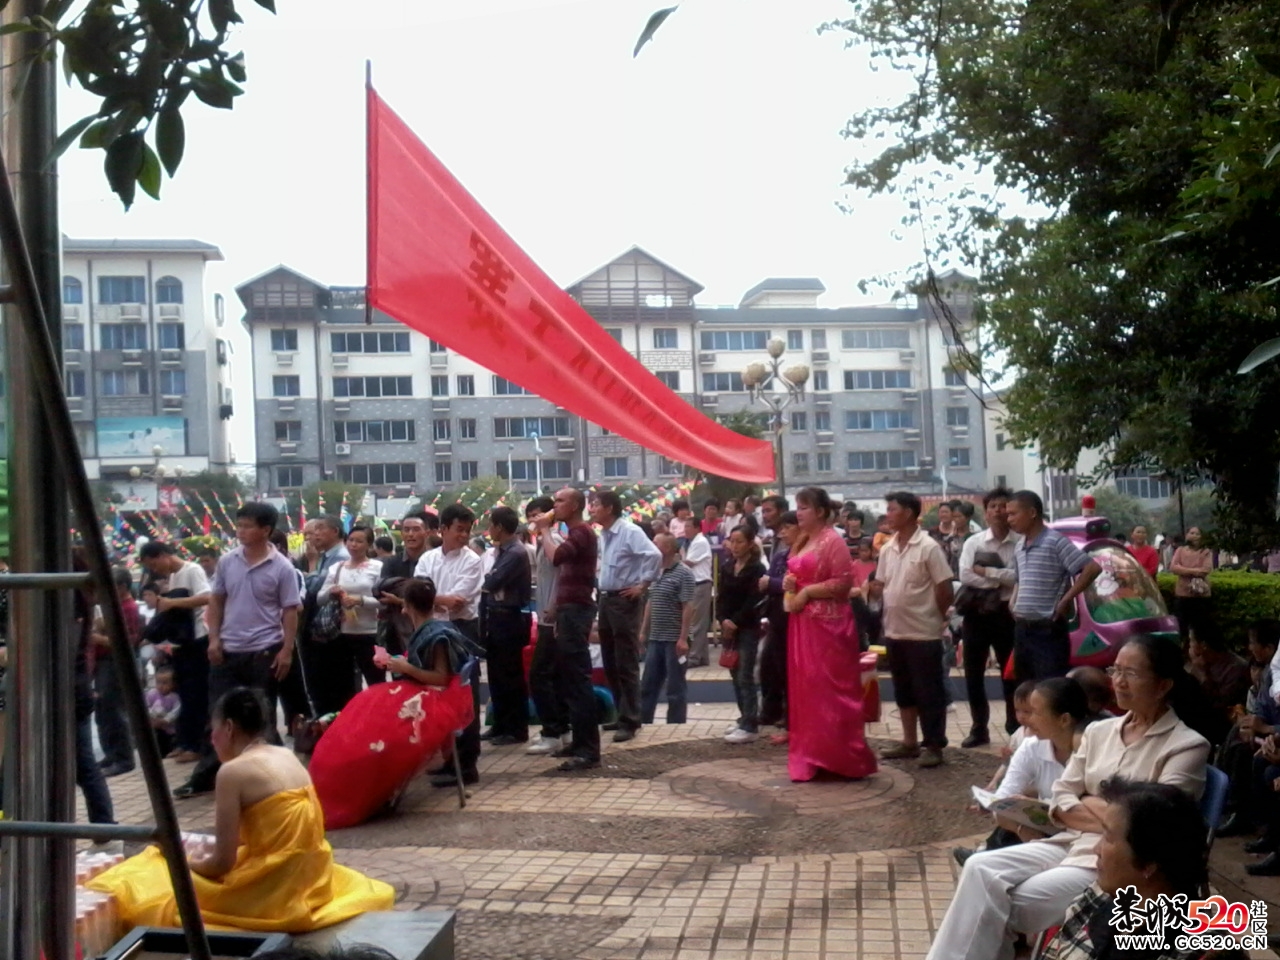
left=85, top=667, right=1279, bottom=959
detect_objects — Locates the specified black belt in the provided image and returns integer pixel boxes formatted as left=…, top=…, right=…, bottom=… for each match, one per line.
left=600, top=589, right=641, bottom=597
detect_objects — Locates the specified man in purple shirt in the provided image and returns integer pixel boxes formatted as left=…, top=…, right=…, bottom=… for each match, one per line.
left=174, top=502, right=301, bottom=799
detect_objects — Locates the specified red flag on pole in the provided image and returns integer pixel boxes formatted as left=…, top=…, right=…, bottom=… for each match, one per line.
left=365, top=84, right=776, bottom=483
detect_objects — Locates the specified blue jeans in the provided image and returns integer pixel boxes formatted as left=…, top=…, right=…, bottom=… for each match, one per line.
left=640, top=641, right=687, bottom=724
left=1013, top=618, right=1070, bottom=681
left=730, top=628, right=760, bottom=733
left=76, top=718, right=114, bottom=824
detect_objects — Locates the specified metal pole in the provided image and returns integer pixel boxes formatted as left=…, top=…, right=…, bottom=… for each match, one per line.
left=774, top=411, right=785, bottom=496
left=1178, top=478, right=1186, bottom=537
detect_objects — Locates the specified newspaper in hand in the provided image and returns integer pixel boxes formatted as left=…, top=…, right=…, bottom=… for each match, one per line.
left=971, top=786, right=1059, bottom=836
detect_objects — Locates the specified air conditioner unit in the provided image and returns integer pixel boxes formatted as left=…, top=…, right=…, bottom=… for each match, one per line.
left=160, top=349, right=182, bottom=365
left=899, top=350, right=916, bottom=363
left=63, top=350, right=81, bottom=365
left=816, top=431, right=835, bottom=446
left=275, top=351, right=294, bottom=366
left=901, top=390, right=919, bottom=402
left=904, top=428, right=922, bottom=440
left=119, top=303, right=142, bottom=319
left=63, top=306, right=80, bottom=321
left=812, top=392, right=832, bottom=406
left=159, top=304, right=182, bottom=318
left=335, top=443, right=352, bottom=456
left=161, top=395, right=183, bottom=410
left=810, top=350, right=830, bottom=363
left=429, top=353, right=448, bottom=368
left=700, top=394, right=718, bottom=406
left=557, top=437, right=576, bottom=452
left=698, top=352, right=716, bottom=366
left=330, top=354, right=348, bottom=369
left=277, top=399, right=296, bottom=413
left=122, top=349, right=143, bottom=365
left=279, top=442, right=297, bottom=457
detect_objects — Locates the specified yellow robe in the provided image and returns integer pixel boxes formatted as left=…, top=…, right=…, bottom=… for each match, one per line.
left=87, top=785, right=394, bottom=932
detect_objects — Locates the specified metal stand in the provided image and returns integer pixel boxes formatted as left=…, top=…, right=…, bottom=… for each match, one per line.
left=0, top=143, right=212, bottom=960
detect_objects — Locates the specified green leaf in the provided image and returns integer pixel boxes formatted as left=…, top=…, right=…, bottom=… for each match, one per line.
left=137, top=142, right=161, bottom=201
left=43, top=114, right=96, bottom=169
left=633, top=6, right=678, bottom=57
left=207, top=0, right=239, bottom=35
left=79, top=118, right=112, bottom=149
left=1237, top=338, right=1280, bottom=374
left=191, top=74, right=237, bottom=109
left=1265, top=142, right=1280, bottom=170
left=253, top=0, right=276, bottom=12
left=1257, top=53, right=1280, bottom=79
left=104, top=132, right=144, bottom=209
left=155, top=104, right=184, bottom=176
left=225, top=51, right=246, bottom=84
left=0, top=20, right=39, bottom=35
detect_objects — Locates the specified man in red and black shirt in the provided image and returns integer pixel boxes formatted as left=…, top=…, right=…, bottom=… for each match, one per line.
left=536, top=487, right=600, bottom=771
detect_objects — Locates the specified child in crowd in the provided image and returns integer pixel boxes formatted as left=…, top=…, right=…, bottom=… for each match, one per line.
left=146, top=666, right=182, bottom=757
left=983, top=680, right=1037, bottom=792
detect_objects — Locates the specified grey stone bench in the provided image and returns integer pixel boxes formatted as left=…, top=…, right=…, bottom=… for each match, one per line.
left=294, top=910, right=455, bottom=960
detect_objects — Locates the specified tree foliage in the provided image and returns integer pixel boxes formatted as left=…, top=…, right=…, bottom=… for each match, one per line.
left=834, top=0, right=1280, bottom=549
left=1, top=0, right=275, bottom=207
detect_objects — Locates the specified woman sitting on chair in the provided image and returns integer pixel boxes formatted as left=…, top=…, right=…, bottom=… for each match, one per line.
left=309, top=577, right=481, bottom=829
left=88, top=688, right=394, bottom=932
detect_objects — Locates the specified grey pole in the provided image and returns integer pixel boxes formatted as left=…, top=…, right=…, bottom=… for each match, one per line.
left=0, top=4, right=73, bottom=959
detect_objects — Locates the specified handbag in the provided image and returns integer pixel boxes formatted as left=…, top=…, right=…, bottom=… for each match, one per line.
left=1188, top=576, right=1210, bottom=597
left=954, top=584, right=1004, bottom=617
left=310, top=562, right=346, bottom=644
left=718, top=645, right=739, bottom=670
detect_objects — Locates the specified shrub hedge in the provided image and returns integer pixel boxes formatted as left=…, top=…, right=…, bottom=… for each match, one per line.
left=1156, top=570, right=1280, bottom=652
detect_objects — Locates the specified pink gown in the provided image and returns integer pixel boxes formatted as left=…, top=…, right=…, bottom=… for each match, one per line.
left=786, top=526, right=879, bottom=782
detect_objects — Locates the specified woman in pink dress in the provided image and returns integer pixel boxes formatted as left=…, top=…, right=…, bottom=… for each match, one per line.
left=782, top=487, right=879, bottom=782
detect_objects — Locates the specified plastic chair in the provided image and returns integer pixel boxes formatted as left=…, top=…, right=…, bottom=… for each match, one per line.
left=449, top=656, right=480, bottom=810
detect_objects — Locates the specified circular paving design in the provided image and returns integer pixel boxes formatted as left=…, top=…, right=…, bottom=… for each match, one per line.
left=658, top=758, right=913, bottom=817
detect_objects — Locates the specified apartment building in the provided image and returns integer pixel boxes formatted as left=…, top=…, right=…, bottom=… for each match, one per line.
left=60, top=238, right=235, bottom=488
left=243, top=248, right=986, bottom=501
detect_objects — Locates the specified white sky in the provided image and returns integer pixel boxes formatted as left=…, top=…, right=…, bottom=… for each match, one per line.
left=54, top=0, right=945, bottom=467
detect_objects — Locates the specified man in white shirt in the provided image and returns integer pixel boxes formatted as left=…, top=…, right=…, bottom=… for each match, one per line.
left=414, top=503, right=484, bottom=786
left=958, top=487, right=1022, bottom=748
left=682, top=518, right=714, bottom=666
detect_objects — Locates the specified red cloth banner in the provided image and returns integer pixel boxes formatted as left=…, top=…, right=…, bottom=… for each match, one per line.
left=366, top=87, right=776, bottom=483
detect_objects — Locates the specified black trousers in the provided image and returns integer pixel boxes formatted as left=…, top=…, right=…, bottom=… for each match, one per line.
left=185, top=645, right=283, bottom=792
left=1013, top=618, right=1071, bottom=682
left=1176, top=595, right=1212, bottom=643
left=758, top=600, right=789, bottom=728
left=93, top=653, right=134, bottom=767
left=307, top=633, right=383, bottom=717
left=962, top=607, right=1017, bottom=734
left=886, top=637, right=948, bottom=750
left=172, top=637, right=209, bottom=753
left=485, top=609, right=530, bottom=740
left=530, top=623, right=567, bottom=738
left=274, top=633, right=312, bottom=726
left=555, top=603, right=600, bottom=762
left=451, top=619, right=482, bottom=775
left=1220, top=735, right=1258, bottom=822
left=598, top=592, right=644, bottom=732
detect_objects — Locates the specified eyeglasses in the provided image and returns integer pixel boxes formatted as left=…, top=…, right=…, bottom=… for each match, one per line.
left=1106, top=666, right=1150, bottom=682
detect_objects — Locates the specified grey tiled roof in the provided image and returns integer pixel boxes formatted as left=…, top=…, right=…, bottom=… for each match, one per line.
left=697, top=305, right=920, bottom=325
left=739, top=277, right=826, bottom=305
left=63, top=237, right=224, bottom=260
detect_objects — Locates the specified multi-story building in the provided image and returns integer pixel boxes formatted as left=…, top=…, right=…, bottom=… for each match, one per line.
left=243, top=248, right=986, bottom=502
left=60, top=238, right=235, bottom=485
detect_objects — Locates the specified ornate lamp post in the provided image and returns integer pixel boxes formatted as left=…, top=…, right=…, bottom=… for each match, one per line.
left=129, top=444, right=183, bottom=482
left=742, top=338, right=809, bottom=494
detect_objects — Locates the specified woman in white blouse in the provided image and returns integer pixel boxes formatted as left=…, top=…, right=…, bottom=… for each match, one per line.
left=318, top=525, right=385, bottom=712
left=927, top=635, right=1211, bottom=960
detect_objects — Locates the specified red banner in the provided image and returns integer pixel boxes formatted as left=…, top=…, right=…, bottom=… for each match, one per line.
left=366, top=87, right=776, bottom=483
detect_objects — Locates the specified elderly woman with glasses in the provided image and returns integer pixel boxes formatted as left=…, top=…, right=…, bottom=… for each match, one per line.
left=926, top=635, right=1212, bottom=960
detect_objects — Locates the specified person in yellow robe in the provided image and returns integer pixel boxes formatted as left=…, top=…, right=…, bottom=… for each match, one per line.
left=88, top=688, right=394, bottom=932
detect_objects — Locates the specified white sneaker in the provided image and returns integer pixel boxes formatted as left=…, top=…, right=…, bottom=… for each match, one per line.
left=526, top=735, right=558, bottom=755
left=724, top=728, right=758, bottom=744
left=724, top=722, right=741, bottom=735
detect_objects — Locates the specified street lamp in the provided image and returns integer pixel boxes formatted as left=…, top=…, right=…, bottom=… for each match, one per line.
left=129, top=444, right=183, bottom=481
left=742, top=337, right=810, bottom=494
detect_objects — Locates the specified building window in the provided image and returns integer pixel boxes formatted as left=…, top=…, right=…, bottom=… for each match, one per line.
left=840, top=328, right=911, bottom=350
left=792, top=452, right=809, bottom=474
left=790, top=411, right=808, bottom=432
left=603, top=457, right=628, bottom=478
left=847, top=450, right=917, bottom=471
left=101, top=323, right=148, bottom=350
left=456, top=374, right=475, bottom=396
left=654, top=371, right=679, bottom=390
left=459, top=418, right=476, bottom=440
left=64, top=324, right=85, bottom=350
left=498, top=459, right=571, bottom=481
left=435, top=462, right=453, bottom=484
left=433, top=418, right=451, bottom=441
left=460, top=460, right=479, bottom=481
left=604, top=328, right=622, bottom=343
left=811, top=370, right=829, bottom=391
left=811, top=329, right=827, bottom=349
left=276, top=466, right=304, bottom=488
left=429, top=339, right=446, bottom=353
left=333, top=376, right=413, bottom=398
left=493, top=376, right=532, bottom=396
left=494, top=416, right=572, bottom=439
left=273, top=375, right=300, bottom=397
left=996, top=432, right=1007, bottom=451
left=331, top=331, right=411, bottom=353
left=65, top=369, right=85, bottom=397
left=949, top=447, right=971, bottom=467
left=159, top=370, right=186, bottom=395
left=845, top=410, right=915, bottom=430
left=699, top=330, right=769, bottom=351
left=336, top=463, right=417, bottom=485
left=270, top=329, right=298, bottom=352
left=843, top=370, right=913, bottom=390
left=816, top=452, right=832, bottom=472
left=157, top=323, right=185, bottom=350
left=155, top=276, right=183, bottom=304
left=1051, top=473, right=1079, bottom=503
left=333, top=419, right=416, bottom=443
left=652, top=328, right=678, bottom=349
left=98, top=276, right=145, bottom=304
left=945, top=406, right=970, bottom=426
left=63, top=276, right=83, bottom=304
left=787, top=330, right=803, bottom=350
left=275, top=421, right=302, bottom=442
left=101, top=370, right=150, bottom=396
left=995, top=474, right=1007, bottom=488
left=430, top=375, right=448, bottom=397
left=701, top=372, right=745, bottom=392
left=944, top=369, right=967, bottom=387
left=814, top=411, right=831, bottom=432
left=1113, top=469, right=1172, bottom=501
left=657, top=456, right=682, bottom=477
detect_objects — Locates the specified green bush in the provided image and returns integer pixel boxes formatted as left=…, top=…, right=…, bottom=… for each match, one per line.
left=1156, top=570, right=1280, bottom=652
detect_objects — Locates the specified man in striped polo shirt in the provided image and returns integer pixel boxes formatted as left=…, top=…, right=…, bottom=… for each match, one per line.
left=1006, top=490, right=1101, bottom=681
left=639, top=534, right=696, bottom=725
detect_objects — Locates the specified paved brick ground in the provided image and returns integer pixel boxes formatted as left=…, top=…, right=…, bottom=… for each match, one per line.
left=84, top=683, right=1278, bottom=959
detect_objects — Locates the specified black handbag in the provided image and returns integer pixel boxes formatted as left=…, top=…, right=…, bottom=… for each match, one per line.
left=954, top=584, right=1004, bottom=617
left=310, top=562, right=345, bottom=644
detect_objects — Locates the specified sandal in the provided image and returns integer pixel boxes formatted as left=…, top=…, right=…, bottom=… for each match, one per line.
left=769, top=733, right=789, bottom=745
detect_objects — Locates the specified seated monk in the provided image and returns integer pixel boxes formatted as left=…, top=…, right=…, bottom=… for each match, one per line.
left=88, top=688, right=394, bottom=931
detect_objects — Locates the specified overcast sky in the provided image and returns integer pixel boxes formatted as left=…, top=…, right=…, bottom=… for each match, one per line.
left=55, top=0, right=942, bottom=467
